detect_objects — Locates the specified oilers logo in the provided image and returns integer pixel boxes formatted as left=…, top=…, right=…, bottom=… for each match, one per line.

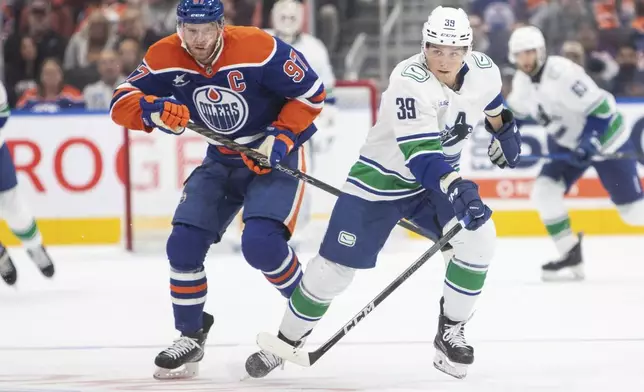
left=193, top=86, right=249, bottom=134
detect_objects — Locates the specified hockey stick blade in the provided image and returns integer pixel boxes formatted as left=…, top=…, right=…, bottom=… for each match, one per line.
left=186, top=122, right=432, bottom=239
left=256, top=220, right=467, bottom=367
left=256, top=332, right=313, bottom=367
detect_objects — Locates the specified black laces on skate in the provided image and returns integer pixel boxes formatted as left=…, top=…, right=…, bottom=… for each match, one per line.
left=162, top=337, right=199, bottom=359
left=443, top=322, right=469, bottom=349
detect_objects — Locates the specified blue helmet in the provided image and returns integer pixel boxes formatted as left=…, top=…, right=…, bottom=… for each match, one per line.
left=176, top=0, right=225, bottom=25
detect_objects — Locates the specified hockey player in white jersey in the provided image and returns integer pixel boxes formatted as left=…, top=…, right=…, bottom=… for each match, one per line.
left=0, top=82, right=55, bottom=285
left=245, top=6, right=522, bottom=380
left=507, top=26, right=644, bottom=281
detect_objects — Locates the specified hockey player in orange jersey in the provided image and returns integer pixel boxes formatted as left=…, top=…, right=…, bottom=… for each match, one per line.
left=110, top=0, right=325, bottom=380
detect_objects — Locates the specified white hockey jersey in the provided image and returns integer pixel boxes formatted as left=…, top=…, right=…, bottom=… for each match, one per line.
left=507, top=56, right=627, bottom=153
left=343, top=51, right=503, bottom=202
left=0, top=82, right=9, bottom=147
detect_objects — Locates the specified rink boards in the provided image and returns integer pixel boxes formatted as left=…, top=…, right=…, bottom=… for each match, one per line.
left=1, top=101, right=644, bottom=246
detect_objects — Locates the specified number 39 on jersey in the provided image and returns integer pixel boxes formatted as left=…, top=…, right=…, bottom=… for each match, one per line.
left=396, top=97, right=417, bottom=120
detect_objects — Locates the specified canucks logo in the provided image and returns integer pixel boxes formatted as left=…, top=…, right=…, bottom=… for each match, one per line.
left=193, top=85, right=249, bottom=134
left=440, top=111, right=472, bottom=147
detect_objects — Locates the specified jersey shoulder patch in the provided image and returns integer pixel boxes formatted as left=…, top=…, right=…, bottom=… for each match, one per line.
left=469, top=51, right=494, bottom=69
left=401, top=63, right=431, bottom=83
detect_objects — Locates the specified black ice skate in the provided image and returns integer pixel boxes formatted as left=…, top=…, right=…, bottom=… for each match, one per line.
left=542, top=233, right=584, bottom=282
left=245, top=330, right=309, bottom=379
left=433, top=298, right=473, bottom=379
left=0, top=243, right=17, bottom=285
left=153, top=312, right=214, bottom=380
left=27, top=245, right=55, bottom=278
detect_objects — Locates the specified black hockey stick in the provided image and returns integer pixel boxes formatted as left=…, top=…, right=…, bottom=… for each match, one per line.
left=521, top=151, right=644, bottom=162
left=187, top=122, right=433, bottom=239
left=255, top=219, right=467, bottom=367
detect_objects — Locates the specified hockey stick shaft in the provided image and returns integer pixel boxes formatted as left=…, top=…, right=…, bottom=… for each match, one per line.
left=521, top=151, right=641, bottom=162
left=257, top=219, right=466, bottom=366
left=187, top=123, right=432, bottom=239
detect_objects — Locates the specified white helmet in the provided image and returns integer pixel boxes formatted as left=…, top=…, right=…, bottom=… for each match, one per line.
left=508, top=25, right=546, bottom=65
left=271, top=0, right=304, bottom=42
left=422, top=6, right=472, bottom=49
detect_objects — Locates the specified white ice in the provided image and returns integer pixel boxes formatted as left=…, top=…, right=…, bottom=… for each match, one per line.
left=1, top=234, right=643, bottom=391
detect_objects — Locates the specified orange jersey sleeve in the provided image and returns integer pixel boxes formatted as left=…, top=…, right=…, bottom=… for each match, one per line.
left=110, top=35, right=188, bottom=131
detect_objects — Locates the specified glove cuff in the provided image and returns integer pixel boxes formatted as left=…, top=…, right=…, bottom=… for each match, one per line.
left=267, top=125, right=296, bottom=153
left=440, top=171, right=461, bottom=194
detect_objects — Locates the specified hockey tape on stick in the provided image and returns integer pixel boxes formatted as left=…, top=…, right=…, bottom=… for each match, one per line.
left=187, top=122, right=433, bottom=239
left=256, top=217, right=470, bottom=367
left=520, top=151, right=641, bottom=162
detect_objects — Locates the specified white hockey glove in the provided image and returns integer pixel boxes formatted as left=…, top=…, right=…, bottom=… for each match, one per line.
left=314, top=104, right=337, bottom=129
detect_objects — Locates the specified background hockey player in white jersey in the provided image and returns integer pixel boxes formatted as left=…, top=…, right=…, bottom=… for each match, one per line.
left=266, top=0, right=338, bottom=248
left=245, top=6, right=522, bottom=380
left=0, top=82, right=55, bottom=285
left=507, top=26, right=644, bottom=282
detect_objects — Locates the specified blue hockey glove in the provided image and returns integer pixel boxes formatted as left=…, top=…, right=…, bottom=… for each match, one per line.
left=447, top=179, right=492, bottom=231
left=486, top=109, right=522, bottom=169
left=139, top=96, right=190, bottom=135
left=241, top=125, right=296, bottom=175
left=569, top=131, right=601, bottom=168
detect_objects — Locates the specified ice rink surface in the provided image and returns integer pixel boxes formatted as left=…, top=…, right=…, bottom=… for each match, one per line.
left=1, top=235, right=643, bottom=391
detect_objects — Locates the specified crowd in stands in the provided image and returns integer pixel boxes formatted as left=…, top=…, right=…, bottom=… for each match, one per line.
left=467, top=0, right=644, bottom=98
left=8, top=0, right=642, bottom=112
left=0, top=0, right=350, bottom=111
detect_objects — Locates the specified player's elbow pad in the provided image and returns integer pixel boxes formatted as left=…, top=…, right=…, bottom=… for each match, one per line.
left=406, top=154, right=455, bottom=193
left=582, top=115, right=610, bottom=138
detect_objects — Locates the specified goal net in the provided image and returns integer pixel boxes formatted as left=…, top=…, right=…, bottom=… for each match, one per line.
left=123, top=80, right=379, bottom=252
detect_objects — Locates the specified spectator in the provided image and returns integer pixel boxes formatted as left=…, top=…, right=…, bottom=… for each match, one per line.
left=4, top=35, right=39, bottom=107
left=3, top=0, right=67, bottom=77
left=612, top=43, right=644, bottom=96
left=17, top=0, right=75, bottom=38
left=222, top=0, right=238, bottom=24
left=63, top=10, right=117, bottom=71
left=16, top=57, right=84, bottom=112
left=576, top=22, right=620, bottom=84
left=117, top=8, right=161, bottom=51
left=530, top=0, right=594, bottom=54
left=469, top=15, right=490, bottom=54
left=560, top=39, right=611, bottom=90
left=481, top=3, right=513, bottom=67
left=316, top=0, right=340, bottom=52
left=231, top=0, right=259, bottom=26
left=83, top=49, right=125, bottom=110
left=629, top=0, right=644, bottom=53
left=118, top=37, right=142, bottom=76
left=139, top=0, right=178, bottom=37
left=560, top=40, right=585, bottom=67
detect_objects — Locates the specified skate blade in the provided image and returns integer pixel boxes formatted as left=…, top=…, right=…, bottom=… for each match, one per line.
left=153, top=362, right=199, bottom=380
left=433, top=350, right=468, bottom=379
left=541, top=265, right=585, bottom=282
left=256, top=332, right=311, bottom=367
